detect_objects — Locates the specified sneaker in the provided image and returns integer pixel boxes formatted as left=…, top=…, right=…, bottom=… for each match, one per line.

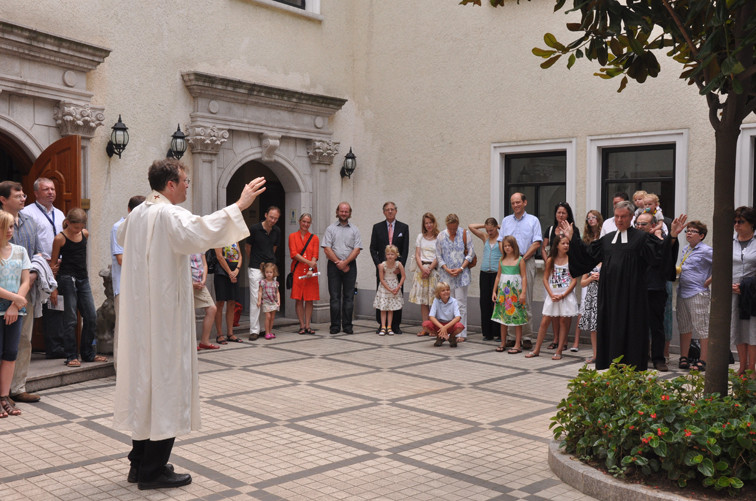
left=264, top=333, right=275, bottom=339
left=433, top=337, right=444, bottom=347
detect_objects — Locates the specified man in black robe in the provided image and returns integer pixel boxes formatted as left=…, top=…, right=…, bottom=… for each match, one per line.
left=560, top=201, right=682, bottom=370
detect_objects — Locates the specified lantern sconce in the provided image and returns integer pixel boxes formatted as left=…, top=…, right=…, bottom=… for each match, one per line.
left=167, top=124, right=188, bottom=160
left=340, top=147, right=356, bottom=178
left=106, top=115, right=129, bottom=158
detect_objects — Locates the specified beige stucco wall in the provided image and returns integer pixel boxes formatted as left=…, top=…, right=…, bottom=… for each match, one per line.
left=2, top=0, right=754, bottom=320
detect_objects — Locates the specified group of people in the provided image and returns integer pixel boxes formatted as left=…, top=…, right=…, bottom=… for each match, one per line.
left=0, top=178, right=111, bottom=419
left=3, top=158, right=756, bottom=492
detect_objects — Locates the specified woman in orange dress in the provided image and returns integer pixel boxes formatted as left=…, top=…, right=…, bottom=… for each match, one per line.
left=289, top=213, right=320, bottom=334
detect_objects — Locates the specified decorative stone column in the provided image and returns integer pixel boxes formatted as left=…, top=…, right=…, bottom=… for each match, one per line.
left=307, top=139, right=340, bottom=322
left=53, top=102, right=105, bottom=139
left=187, top=124, right=229, bottom=216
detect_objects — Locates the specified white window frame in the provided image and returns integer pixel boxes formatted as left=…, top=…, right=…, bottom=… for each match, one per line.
left=490, top=138, right=577, bottom=222
left=735, top=123, right=756, bottom=207
left=246, top=0, right=322, bottom=21
left=586, top=130, right=688, bottom=216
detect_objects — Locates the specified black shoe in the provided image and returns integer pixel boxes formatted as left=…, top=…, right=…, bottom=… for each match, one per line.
left=505, top=339, right=515, bottom=348
left=330, top=328, right=340, bottom=334
left=449, top=335, right=458, bottom=348
left=393, top=329, right=403, bottom=335
left=138, top=469, right=192, bottom=490
left=433, top=337, right=444, bottom=347
left=522, top=340, right=533, bottom=350
left=483, top=337, right=494, bottom=341
left=128, top=464, right=174, bottom=483
left=343, top=328, right=354, bottom=335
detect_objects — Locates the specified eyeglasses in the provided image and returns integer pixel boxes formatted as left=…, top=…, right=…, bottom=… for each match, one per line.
left=684, top=229, right=700, bottom=235
left=10, top=194, right=27, bottom=200
left=634, top=222, right=650, bottom=227
left=735, top=219, right=746, bottom=225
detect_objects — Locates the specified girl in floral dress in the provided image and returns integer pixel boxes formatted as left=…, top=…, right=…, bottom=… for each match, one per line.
left=491, top=236, right=528, bottom=353
left=373, top=245, right=406, bottom=335
left=526, top=234, right=578, bottom=360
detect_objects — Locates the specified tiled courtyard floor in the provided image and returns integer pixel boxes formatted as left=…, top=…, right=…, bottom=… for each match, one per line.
left=7, top=319, right=704, bottom=501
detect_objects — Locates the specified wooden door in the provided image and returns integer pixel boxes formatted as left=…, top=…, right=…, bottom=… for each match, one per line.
left=24, top=135, right=81, bottom=213
left=25, top=135, right=82, bottom=351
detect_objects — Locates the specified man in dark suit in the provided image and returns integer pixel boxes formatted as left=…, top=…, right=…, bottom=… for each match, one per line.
left=370, top=201, right=409, bottom=334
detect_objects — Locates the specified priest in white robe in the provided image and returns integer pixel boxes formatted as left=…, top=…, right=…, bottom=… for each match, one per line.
left=113, top=158, right=265, bottom=490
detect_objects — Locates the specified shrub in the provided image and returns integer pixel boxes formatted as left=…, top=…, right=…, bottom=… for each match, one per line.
left=551, top=360, right=756, bottom=494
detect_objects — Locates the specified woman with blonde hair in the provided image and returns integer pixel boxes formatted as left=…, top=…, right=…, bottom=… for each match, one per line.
left=0, top=211, right=31, bottom=417
left=435, top=214, right=475, bottom=340
left=410, top=212, right=440, bottom=336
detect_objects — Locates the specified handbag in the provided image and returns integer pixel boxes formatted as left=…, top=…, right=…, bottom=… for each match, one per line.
left=462, top=230, right=478, bottom=269
left=287, top=233, right=314, bottom=290
left=205, top=248, right=218, bottom=274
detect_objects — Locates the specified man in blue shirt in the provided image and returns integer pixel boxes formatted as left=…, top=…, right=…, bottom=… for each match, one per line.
left=497, top=193, right=542, bottom=348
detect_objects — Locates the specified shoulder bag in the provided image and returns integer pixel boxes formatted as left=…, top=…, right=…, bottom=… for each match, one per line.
left=286, top=233, right=314, bottom=290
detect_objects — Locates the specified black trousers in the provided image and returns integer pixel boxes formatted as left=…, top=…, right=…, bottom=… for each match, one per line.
left=327, top=261, right=356, bottom=331
left=42, top=304, right=65, bottom=358
left=479, top=271, right=498, bottom=339
left=128, top=437, right=175, bottom=482
left=647, top=289, right=667, bottom=364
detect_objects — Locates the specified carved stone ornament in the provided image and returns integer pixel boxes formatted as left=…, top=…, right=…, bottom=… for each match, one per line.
left=306, top=140, right=340, bottom=165
left=53, top=102, right=105, bottom=138
left=261, top=133, right=281, bottom=161
left=186, top=124, right=229, bottom=155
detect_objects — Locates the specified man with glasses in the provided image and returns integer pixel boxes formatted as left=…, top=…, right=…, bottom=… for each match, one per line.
left=0, top=181, right=42, bottom=404
left=562, top=200, right=683, bottom=370
left=634, top=212, right=681, bottom=371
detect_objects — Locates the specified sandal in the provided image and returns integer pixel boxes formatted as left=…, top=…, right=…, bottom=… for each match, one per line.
left=227, top=336, right=243, bottom=343
left=679, top=356, right=690, bottom=369
left=298, top=327, right=307, bottom=335
left=552, top=354, right=563, bottom=360
left=65, top=359, right=81, bottom=367
left=585, top=356, right=596, bottom=364
left=495, top=346, right=506, bottom=352
left=0, top=396, right=20, bottom=416
left=547, top=342, right=558, bottom=350
left=690, top=360, right=707, bottom=372
left=525, top=352, right=540, bottom=358
left=508, top=348, right=522, bottom=354
left=416, top=331, right=429, bottom=337
left=216, top=336, right=228, bottom=345
left=91, top=355, right=108, bottom=362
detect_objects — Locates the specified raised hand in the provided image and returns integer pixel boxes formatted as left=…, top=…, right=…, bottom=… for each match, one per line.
left=670, top=214, right=687, bottom=238
left=236, top=177, right=267, bottom=211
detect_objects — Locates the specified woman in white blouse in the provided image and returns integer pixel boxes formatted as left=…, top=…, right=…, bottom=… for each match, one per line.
left=410, top=213, right=440, bottom=336
left=435, top=214, right=475, bottom=340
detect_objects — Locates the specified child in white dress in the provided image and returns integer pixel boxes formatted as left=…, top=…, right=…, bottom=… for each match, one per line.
left=373, top=245, right=405, bottom=335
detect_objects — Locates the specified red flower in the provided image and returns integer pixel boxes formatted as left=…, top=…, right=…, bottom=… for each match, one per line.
left=629, top=425, right=635, bottom=430
left=684, top=429, right=692, bottom=437
left=657, top=428, right=664, bottom=436
left=650, top=413, right=657, bottom=419
left=638, top=411, right=644, bottom=415
left=661, top=395, right=670, bottom=401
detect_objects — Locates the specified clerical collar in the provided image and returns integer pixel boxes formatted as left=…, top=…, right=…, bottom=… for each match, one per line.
left=611, top=229, right=628, bottom=244
left=149, top=191, right=171, bottom=204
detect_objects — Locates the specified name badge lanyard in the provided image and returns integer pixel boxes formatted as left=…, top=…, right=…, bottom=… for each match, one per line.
left=35, top=202, right=56, bottom=233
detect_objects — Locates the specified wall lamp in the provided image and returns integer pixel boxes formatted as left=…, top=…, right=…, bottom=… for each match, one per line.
left=106, top=115, right=129, bottom=158
left=167, top=124, right=188, bottom=160
left=340, top=147, right=356, bottom=178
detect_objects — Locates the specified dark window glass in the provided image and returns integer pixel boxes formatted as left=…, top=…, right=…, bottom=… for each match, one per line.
left=274, top=0, right=305, bottom=9
left=601, top=144, right=675, bottom=219
left=504, top=151, right=566, bottom=233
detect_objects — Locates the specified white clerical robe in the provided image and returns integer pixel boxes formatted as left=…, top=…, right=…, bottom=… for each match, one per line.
left=113, top=191, right=249, bottom=440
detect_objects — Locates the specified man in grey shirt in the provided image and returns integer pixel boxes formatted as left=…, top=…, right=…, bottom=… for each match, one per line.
left=322, top=202, right=362, bottom=334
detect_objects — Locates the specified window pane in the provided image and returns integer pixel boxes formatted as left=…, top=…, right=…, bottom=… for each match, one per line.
left=274, top=0, right=305, bottom=8
left=508, top=152, right=566, bottom=184
left=602, top=144, right=675, bottom=217
left=538, top=185, right=566, bottom=233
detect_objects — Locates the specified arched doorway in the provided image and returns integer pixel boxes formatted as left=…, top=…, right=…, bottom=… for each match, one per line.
left=0, top=130, right=33, bottom=182
left=227, top=160, right=286, bottom=317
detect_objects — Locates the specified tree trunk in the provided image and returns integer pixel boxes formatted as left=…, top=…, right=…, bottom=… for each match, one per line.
left=705, top=124, right=740, bottom=395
